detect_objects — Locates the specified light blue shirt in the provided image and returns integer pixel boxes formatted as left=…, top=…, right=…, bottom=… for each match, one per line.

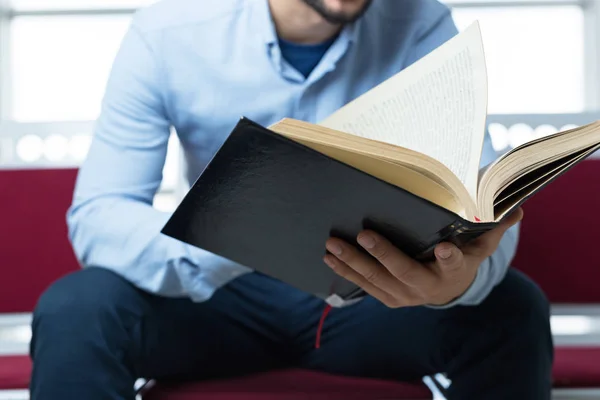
left=67, top=0, right=519, bottom=307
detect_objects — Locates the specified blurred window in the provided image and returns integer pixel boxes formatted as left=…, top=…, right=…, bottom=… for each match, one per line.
left=9, top=0, right=156, bottom=11
left=451, top=4, right=585, bottom=114
left=10, top=15, right=131, bottom=122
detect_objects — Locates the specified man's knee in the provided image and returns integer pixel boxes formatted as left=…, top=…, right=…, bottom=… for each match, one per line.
left=448, top=269, right=553, bottom=373
left=496, top=268, right=551, bottom=325
left=34, top=267, right=138, bottom=318
left=444, top=270, right=553, bottom=398
left=31, top=267, right=144, bottom=347
left=490, top=269, right=553, bottom=355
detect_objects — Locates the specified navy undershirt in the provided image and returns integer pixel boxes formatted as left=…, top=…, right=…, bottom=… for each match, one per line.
left=278, top=36, right=337, bottom=78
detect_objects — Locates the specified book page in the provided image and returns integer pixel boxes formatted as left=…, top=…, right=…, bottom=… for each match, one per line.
left=320, top=22, right=487, bottom=201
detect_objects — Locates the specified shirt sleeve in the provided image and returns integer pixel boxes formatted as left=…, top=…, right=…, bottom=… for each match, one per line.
left=406, top=9, right=520, bottom=307
left=66, top=22, right=231, bottom=300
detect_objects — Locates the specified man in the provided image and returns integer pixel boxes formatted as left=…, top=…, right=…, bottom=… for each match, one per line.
left=29, top=0, right=553, bottom=399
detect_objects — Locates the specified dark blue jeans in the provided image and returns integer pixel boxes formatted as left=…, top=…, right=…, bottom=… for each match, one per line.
left=29, top=267, right=553, bottom=399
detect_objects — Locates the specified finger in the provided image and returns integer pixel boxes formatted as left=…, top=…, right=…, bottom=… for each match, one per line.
left=467, top=207, right=524, bottom=259
left=433, top=242, right=466, bottom=275
left=325, top=238, right=408, bottom=295
left=323, top=255, right=403, bottom=308
left=355, top=230, right=437, bottom=288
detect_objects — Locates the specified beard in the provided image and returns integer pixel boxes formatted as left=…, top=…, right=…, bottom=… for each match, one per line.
left=301, top=0, right=373, bottom=24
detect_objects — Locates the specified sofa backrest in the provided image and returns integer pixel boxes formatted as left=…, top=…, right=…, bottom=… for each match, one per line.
left=512, top=159, right=600, bottom=303
left=0, top=168, right=80, bottom=313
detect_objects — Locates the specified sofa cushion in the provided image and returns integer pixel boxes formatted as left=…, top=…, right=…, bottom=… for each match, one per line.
left=142, top=369, right=432, bottom=400
left=554, top=347, right=600, bottom=388
left=0, top=355, right=31, bottom=390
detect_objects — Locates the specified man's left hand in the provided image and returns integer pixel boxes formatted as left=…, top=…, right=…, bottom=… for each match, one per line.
left=323, top=208, right=523, bottom=308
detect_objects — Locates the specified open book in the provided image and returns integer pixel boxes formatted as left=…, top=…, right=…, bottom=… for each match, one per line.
left=162, top=22, right=600, bottom=304
left=269, top=22, right=600, bottom=223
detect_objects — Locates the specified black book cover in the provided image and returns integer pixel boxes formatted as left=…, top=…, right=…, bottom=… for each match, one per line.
left=161, top=118, right=496, bottom=304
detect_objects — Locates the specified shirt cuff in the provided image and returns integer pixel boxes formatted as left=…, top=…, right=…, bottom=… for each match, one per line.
left=425, top=257, right=490, bottom=309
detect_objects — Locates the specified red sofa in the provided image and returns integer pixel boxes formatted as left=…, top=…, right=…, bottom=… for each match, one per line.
left=1, top=161, right=600, bottom=398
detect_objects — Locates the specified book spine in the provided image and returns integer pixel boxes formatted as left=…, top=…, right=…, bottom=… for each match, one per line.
left=448, top=221, right=497, bottom=249
left=413, top=220, right=464, bottom=262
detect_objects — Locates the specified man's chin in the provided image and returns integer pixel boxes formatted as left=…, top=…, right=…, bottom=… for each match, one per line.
left=302, top=0, right=373, bottom=25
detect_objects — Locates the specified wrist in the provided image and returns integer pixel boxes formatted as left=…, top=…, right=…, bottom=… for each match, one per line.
left=425, top=258, right=488, bottom=309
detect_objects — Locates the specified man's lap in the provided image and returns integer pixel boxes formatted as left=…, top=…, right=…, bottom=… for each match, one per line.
left=31, top=264, right=551, bottom=386
left=304, top=266, right=552, bottom=381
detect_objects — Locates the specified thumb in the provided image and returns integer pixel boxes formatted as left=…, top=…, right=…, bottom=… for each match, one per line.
left=470, top=207, right=524, bottom=258
left=434, top=242, right=464, bottom=274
